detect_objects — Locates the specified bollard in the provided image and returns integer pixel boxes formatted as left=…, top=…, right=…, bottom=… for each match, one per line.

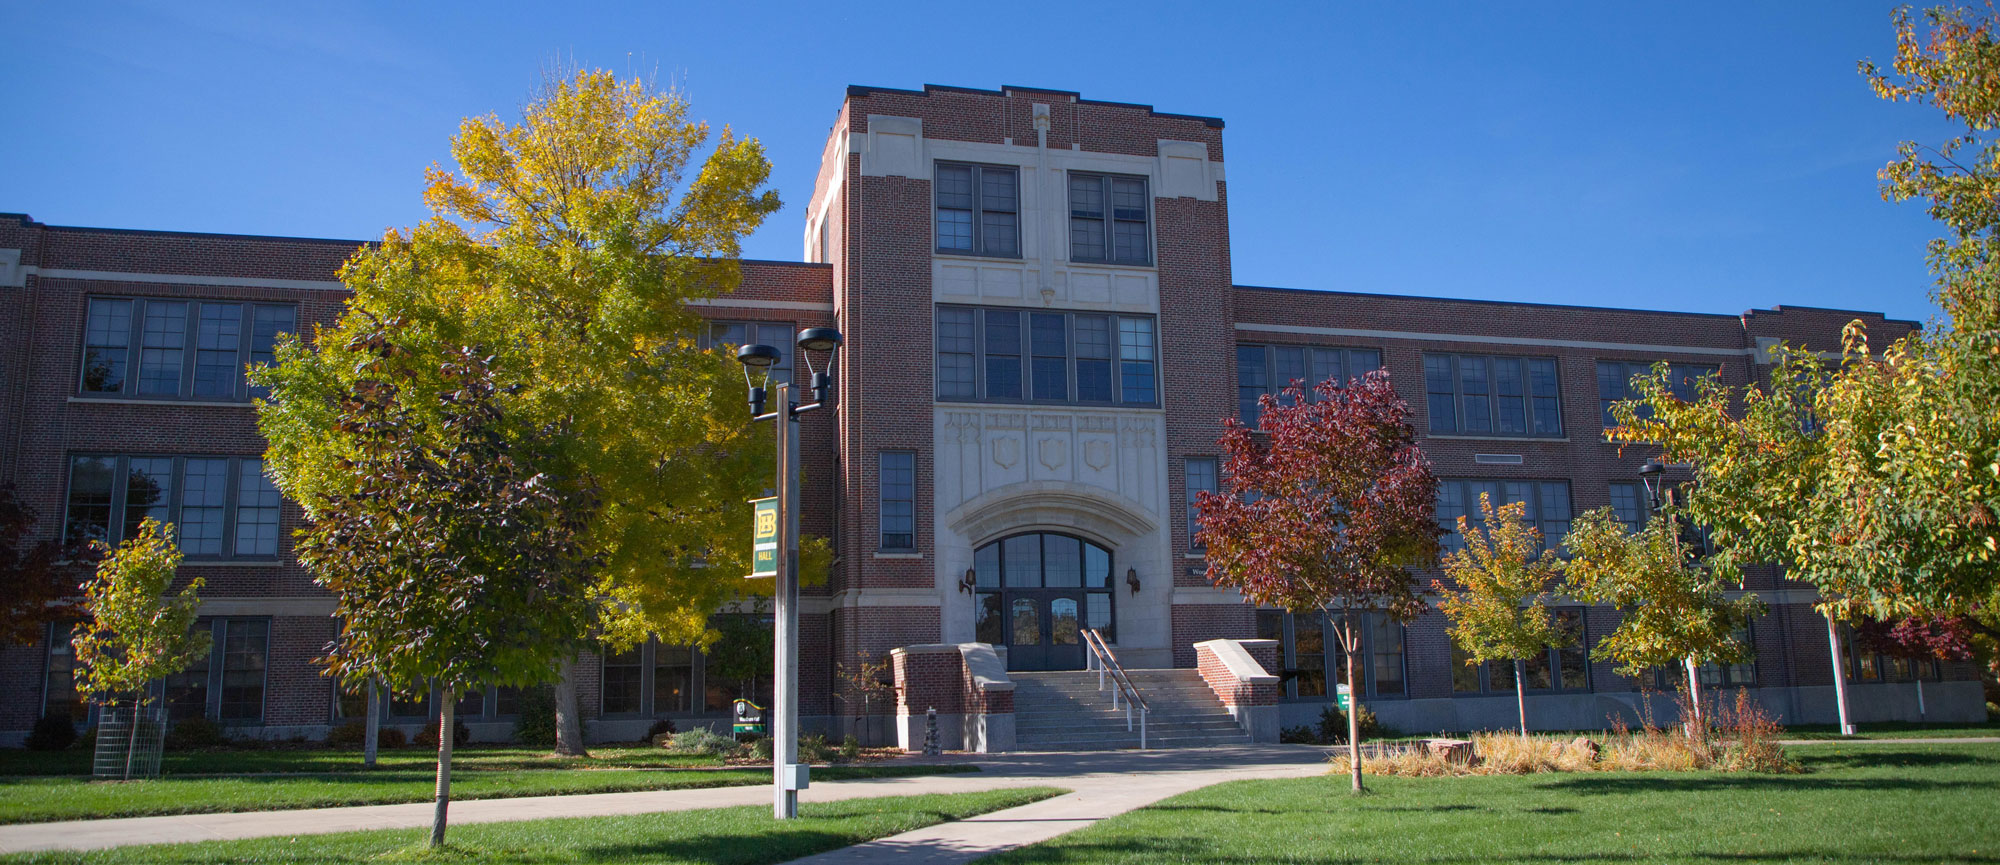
left=923, top=706, right=942, bottom=756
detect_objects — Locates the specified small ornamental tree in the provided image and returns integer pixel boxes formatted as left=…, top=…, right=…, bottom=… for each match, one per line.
left=297, top=327, right=599, bottom=848
left=1435, top=495, right=1566, bottom=738
left=1194, top=372, right=1440, bottom=793
left=72, top=519, right=208, bottom=780
left=0, top=482, right=88, bottom=646
left=1562, top=508, right=1764, bottom=728
left=1854, top=614, right=1975, bottom=719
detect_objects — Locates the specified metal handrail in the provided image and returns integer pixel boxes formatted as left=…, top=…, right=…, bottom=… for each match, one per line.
left=1082, top=628, right=1149, bottom=749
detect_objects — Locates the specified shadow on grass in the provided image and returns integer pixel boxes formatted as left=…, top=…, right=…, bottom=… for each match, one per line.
left=1531, top=773, right=1997, bottom=796
left=1794, top=748, right=2000, bottom=771
left=990, top=837, right=2000, bottom=864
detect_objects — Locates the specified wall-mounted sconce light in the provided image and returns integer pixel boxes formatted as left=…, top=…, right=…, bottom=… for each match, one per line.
left=959, top=568, right=977, bottom=594
left=1126, top=567, right=1141, bottom=595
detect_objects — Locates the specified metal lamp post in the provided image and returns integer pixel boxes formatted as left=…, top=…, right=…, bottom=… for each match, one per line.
left=736, top=327, right=841, bottom=820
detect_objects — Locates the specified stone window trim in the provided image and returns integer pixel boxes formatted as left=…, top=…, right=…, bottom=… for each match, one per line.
left=78, top=295, right=297, bottom=402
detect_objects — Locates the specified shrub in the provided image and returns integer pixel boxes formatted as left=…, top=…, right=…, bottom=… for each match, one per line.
left=665, top=726, right=734, bottom=756
left=511, top=687, right=557, bottom=749
left=376, top=726, right=407, bottom=749
left=415, top=716, right=471, bottom=749
left=73, top=726, right=97, bottom=752
left=751, top=736, right=774, bottom=761
left=645, top=718, right=677, bottom=742
left=1317, top=704, right=1388, bottom=744
left=1715, top=688, right=1801, bottom=773
left=325, top=719, right=369, bottom=748
left=25, top=715, right=77, bottom=751
left=1278, top=725, right=1318, bottom=744
left=839, top=734, right=861, bottom=762
left=798, top=734, right=833, bottom=764
left=164, top=717, right=228, bottom=750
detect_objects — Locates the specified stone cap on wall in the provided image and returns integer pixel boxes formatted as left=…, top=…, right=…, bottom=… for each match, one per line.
left=957, top=643, right=1014, bottom=693
left=1194, top=638, right=1280, bottom=684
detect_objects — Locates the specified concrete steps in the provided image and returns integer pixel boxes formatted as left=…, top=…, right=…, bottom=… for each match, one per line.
left=1009, top=668, right=1253, bottom=751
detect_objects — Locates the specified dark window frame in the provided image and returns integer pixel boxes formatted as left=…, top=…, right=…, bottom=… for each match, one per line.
left=1235, top=343, right=1384, bottom=427
left=879, top=450, right=916, bottom=552
left=971, top=531, right=1117, bottom=644
left=935, top=162, right=1022, bottom=259
left=1257, top=609, right=1407, bottom=701
left=78, top=296, right=296, bottom=402
left=1840, top=624, right=1941, bottom=684
left=935, top=305, right=1157, bottom=407
left=149, top=617, right=270, bottom=726
left=1435, top=478, right=1573, bottom=555
left=63, top=453, right=282, bottom=560
left=1067, top=171, right=1153, bottom=265
left=1424, top=352, right=1563, bottom=438
left=1597, top=360, right=1720, bottom=429
left=1450, top=608, right=1591, bottom=696
left=1184, top=457, right=1218, bottom=552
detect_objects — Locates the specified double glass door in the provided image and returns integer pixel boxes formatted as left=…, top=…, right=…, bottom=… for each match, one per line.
left=971, top=532, right=1115, bottom=672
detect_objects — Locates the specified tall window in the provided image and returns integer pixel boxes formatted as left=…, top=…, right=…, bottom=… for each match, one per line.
left=1425, top=353, right=1561, bottom=437
left=80, top=297, right=295, bottom=401
left=708, top=322, right=795, bottom=384
left=879, top=451, right=915, bottom=551
left=42, top=622, right=86, bottom=724
left=936, top=163, right=1019, bottom=257
left=1185, top=457, right=1218, bottom=552
left=1841, top=625, right=1939, bottom=683
left=1598, top=361, right=1719, bottom=428
left=1452, top=609, right=1590, bottom=695
left=1236, top=344, right=1383, bottom=427
left=1435, top=479, right=1572, bottom=554
left=1258, top=610, right=1405, bottom=700
left=1608, top=482, right=1646, bottom=531
left=151, top=618, right=270, bottom=724
left=64, top=454, right=282, bottom=558
left=601, top=645, right=645, bottom=715
left=1068, top=172, right=1151, bottom=264
left=935, top=307, right=1157, bottom=405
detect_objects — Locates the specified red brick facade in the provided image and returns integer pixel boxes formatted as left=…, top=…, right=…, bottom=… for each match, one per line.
left=0, top=83, right=1984, bottom=745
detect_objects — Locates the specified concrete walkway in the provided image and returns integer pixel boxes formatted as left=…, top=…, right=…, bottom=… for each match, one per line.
left=0, top=745, right=1336, bottom=857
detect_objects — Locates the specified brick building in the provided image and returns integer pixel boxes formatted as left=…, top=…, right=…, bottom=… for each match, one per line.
left=1, top=83, right=1984, bottom=749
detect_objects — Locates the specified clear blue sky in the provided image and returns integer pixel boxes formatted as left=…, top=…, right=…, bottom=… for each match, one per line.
left=0, top=1, right=1965, bottom=323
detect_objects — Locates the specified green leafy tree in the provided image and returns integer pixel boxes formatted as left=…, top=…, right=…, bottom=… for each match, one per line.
left=295, top=327, right=599, bottom=847
left=256, top=69, right=785, bottom=757
left=1435, top=495, right=1566, bottom=738
left=71, top=519, right=207, bottom=780
left=1194, top=373, right=1441, bottom=792
left=1563, top=508, right=1763, bottom=727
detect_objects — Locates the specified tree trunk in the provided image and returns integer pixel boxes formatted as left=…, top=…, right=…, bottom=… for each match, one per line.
left=430, top=686, right=454, bottom=848
left=1683, top=656, right=1704, bottom=735
left=123, top=697, right=140, bottom=782
left=1825, top=613, right=1856, bottom=735
left=553, top=655, right=588, bottom=757
left=1341, top=621, right=1364, bottom=794
left=1515, top=661, right=1529, bottom=739
left=363, top=679, right=380, bottom=768
left=1916, top=677, right=1927, bottom=721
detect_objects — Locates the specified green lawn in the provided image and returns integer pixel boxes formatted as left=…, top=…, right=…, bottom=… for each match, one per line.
left=0, top=787, right=1066, bottom=864
left=986, top=743, right=2000, bottom=864
left=1781, top=719, right=2000, bottom=740
left=0, top=746, right=977, bottom=825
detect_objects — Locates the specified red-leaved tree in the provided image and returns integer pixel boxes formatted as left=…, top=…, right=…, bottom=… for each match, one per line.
left=1854, top=614, right=1974, bottom=720
left=1194, top=371, right=1441, bottom=792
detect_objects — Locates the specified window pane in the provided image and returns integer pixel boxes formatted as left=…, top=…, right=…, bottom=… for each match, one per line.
left=45, top=623, right=87, bottom=724
left=1451, top=645, right=1482, bottom=693
left=601, top=646, right=643, bottom=714
left=1350, top=349, right=1383, bottom=375
left=984, top=310, right=1021, bottom=399
left=65, top=456, right=115, bottom=544
left=1112, top=220, right=1149, bottom=264
left=1556, top=610, right=1588, bottom=690
left=936, top=308, right=976, bottom=400
left=1083, top=542, right=1111, bottom=588
left=981, top=168, right=1017, bottom=212
left=1075, top=315, right=1112, bottom=401
left=974, top=542, right=1001, bottom=588
left=248, top=306, right=295, bottom=398
left=1494, top=357, right=1526, bottom=434
left=82, top=298, right=132, bottom=393
left=1050, top=598, right=1080, bottom=645
left=937, top=209, right=973, bottom=252
left=1030, top=314, right=1067, bottom=400
left=1293, top=615, right=1326, bottom=697
left=164, top=639, right=210, bottom=721
left=1069, top=175, right=1103, bottom=218
left=1528, top=358, right=1562, bottom=435
left=179, top=458, right=229, bottom=556
left=193, top=303, right=243, bottom=397
left=1002, top=534, right=1041, bottom=588
left=1110, top=177, right=1149, bottom=263
left=219, top=620, right=267, bottom=721
left=654, top=645, right=693, bottom=713
left=935, top=165, right=974, bottom=209
left=1310, top=349, right=1343, bottom=391
left=1186, top=457, right=1218, bottom=549
left=1119, top=318, right=1155, bottom=404
left=1598, top=361, right=1629, bottom=428
left=1042, top=535, right=1082, bottom=587
left=975, top=592, right=1004, bottom=644
left=981, top=211, right=1019, bottom=256
left=1459, top=356, right=1492, bottom=434
left=1074, top=315, right=1111, bottom=358
left=879, top=452, right=914, bottom=550
left=1539, top=482, right=1572, bottom=548
left=1609, top=482, right=1644, bottom=531
left=1274, top=347, right=1307, bottom=405
left=1424, top=355, right=1457, bottom=433
left=1085, top=592, right=1111, bottom=630
left=1011, top=598, right=1041, bottom=646
left=1436, top=481, right=1465, bottom=554
left=1069, top=175, right=1105, bottom=261
left=124, top=457, right=175, bottom=540
left=234, top=459, right=281, bottom=556
left=1076, top=359, right=1112, bottom=402
left=137, top=301, right=187, bottom=395
left=1238, top=345, right=1268, bottom=425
